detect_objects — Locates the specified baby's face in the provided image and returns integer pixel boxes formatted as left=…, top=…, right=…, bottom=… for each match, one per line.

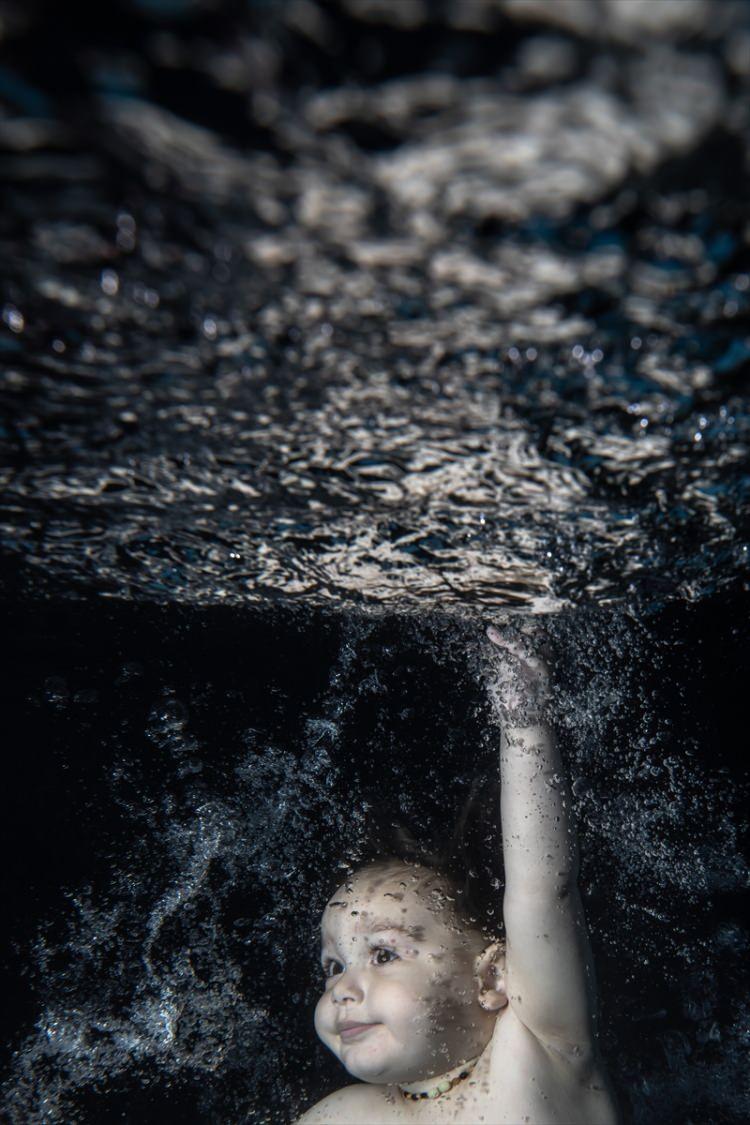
left=314, top=862, right=495, bottom=1085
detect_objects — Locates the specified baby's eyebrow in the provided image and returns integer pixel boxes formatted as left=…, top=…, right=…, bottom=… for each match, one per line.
left=321, top=913, right=427, bottom=949
left=365, top=917, right=426, bottom=942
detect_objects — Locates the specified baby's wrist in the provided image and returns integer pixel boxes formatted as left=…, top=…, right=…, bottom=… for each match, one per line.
left=503, top=711, right=547, bottom=730
left=500, top=692, right=550, bottom=727
left=502, top=718, right=552, bottom=756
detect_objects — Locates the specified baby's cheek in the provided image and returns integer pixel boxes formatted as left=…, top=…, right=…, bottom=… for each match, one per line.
left=313, top=993, right=332, bottom=1042
left=420, top=981, right=476, bottom=1041
left=397, top=978, right=446, bottom=1027
left=404, top=960, right=449, bottom=1004
left=374, top=978, right=425, bottom=1029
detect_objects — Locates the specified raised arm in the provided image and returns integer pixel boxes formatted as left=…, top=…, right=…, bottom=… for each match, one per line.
left=487, top=625, right=598, bottom=1056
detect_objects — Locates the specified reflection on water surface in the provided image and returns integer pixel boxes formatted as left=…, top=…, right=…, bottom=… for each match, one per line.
left=1, top=0, right=748, bottom=611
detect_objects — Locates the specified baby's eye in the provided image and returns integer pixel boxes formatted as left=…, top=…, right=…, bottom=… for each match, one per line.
left=323, top=959, right=343, bottom=979
left=372, top=946, right=399, bottom=966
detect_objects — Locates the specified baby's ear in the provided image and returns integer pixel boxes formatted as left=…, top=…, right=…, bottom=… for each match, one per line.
left=474, top=942, right=509, bottom=1012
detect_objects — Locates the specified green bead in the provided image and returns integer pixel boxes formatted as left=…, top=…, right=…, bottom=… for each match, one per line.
left=429, top=1088, right=440, bottom=1098
left=438, top=1080, right=451, bottom=1093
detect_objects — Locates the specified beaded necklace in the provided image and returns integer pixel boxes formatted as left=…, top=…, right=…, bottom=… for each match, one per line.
left=399, top=1055, right=480, bottom=1102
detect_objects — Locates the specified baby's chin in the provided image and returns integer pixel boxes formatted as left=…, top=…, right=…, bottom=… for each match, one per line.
left=338, top=1036, right=436, bottom=1086
left=343, top=1058, right=418, bottom=1086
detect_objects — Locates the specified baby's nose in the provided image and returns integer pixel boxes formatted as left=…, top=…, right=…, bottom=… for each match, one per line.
left=332, top=969, right=365, bottom=1004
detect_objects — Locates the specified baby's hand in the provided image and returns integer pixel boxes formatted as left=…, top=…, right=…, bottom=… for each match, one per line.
left=486, top=625, right=551, bottom=725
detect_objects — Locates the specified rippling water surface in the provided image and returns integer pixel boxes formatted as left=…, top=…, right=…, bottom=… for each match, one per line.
left=2, top=0, right=749, bottom=611
left=1, top=3, right=749, bottom=1124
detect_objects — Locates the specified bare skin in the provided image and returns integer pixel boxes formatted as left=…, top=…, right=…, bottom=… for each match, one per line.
left=297, top=627, right=618, bottom=1124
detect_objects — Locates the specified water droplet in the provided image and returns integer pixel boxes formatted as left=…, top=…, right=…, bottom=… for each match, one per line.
left=572, top=777, right=592, bottom=799
left=100, top=269, right=119, bottom=296
left=2, top=304, right=24, bottom=333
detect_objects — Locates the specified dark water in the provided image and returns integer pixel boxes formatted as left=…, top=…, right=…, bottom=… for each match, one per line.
left=1, top=1, right=749, bottom=1122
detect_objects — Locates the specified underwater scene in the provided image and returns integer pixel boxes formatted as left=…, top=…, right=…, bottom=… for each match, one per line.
left=1, top=1, right=749, bottom=1122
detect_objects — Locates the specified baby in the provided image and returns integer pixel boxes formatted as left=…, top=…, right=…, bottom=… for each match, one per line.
left=297, top=627, right=618, bottom=1124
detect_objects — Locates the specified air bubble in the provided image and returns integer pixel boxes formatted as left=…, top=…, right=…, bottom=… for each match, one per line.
left=571, top=777, right=592, bottom=799
left=100, top=270, right=119, bottom=296
left=2, top=304, right=24, bottom=333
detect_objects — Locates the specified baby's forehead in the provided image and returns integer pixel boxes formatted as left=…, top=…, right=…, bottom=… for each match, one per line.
left=321, top=865, right=454, bottom=934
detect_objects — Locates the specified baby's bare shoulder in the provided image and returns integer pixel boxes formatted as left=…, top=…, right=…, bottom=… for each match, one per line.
left=296, top=1082, right=400, bottom=1124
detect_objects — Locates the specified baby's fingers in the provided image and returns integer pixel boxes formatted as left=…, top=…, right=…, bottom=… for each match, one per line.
left=486, top=624, right=507, bottom=646
left=486, top=625, right=533, bottom=660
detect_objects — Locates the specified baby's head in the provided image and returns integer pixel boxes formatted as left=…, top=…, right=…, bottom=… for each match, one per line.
left=314, top=857, right=507, bottom=1086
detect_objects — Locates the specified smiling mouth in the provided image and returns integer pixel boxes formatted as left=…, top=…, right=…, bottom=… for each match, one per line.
left=338, top=1023, right=380, bottom=1041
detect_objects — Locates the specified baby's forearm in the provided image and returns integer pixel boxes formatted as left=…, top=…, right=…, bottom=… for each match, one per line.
left=500, top=722, right=579, bottom=898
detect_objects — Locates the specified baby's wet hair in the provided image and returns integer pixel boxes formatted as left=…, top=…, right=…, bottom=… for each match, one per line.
left=332, top=773, right=504, bottom=943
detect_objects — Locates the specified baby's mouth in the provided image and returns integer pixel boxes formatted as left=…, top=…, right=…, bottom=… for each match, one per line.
left=338, top=1021, right=380, bottom=1041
